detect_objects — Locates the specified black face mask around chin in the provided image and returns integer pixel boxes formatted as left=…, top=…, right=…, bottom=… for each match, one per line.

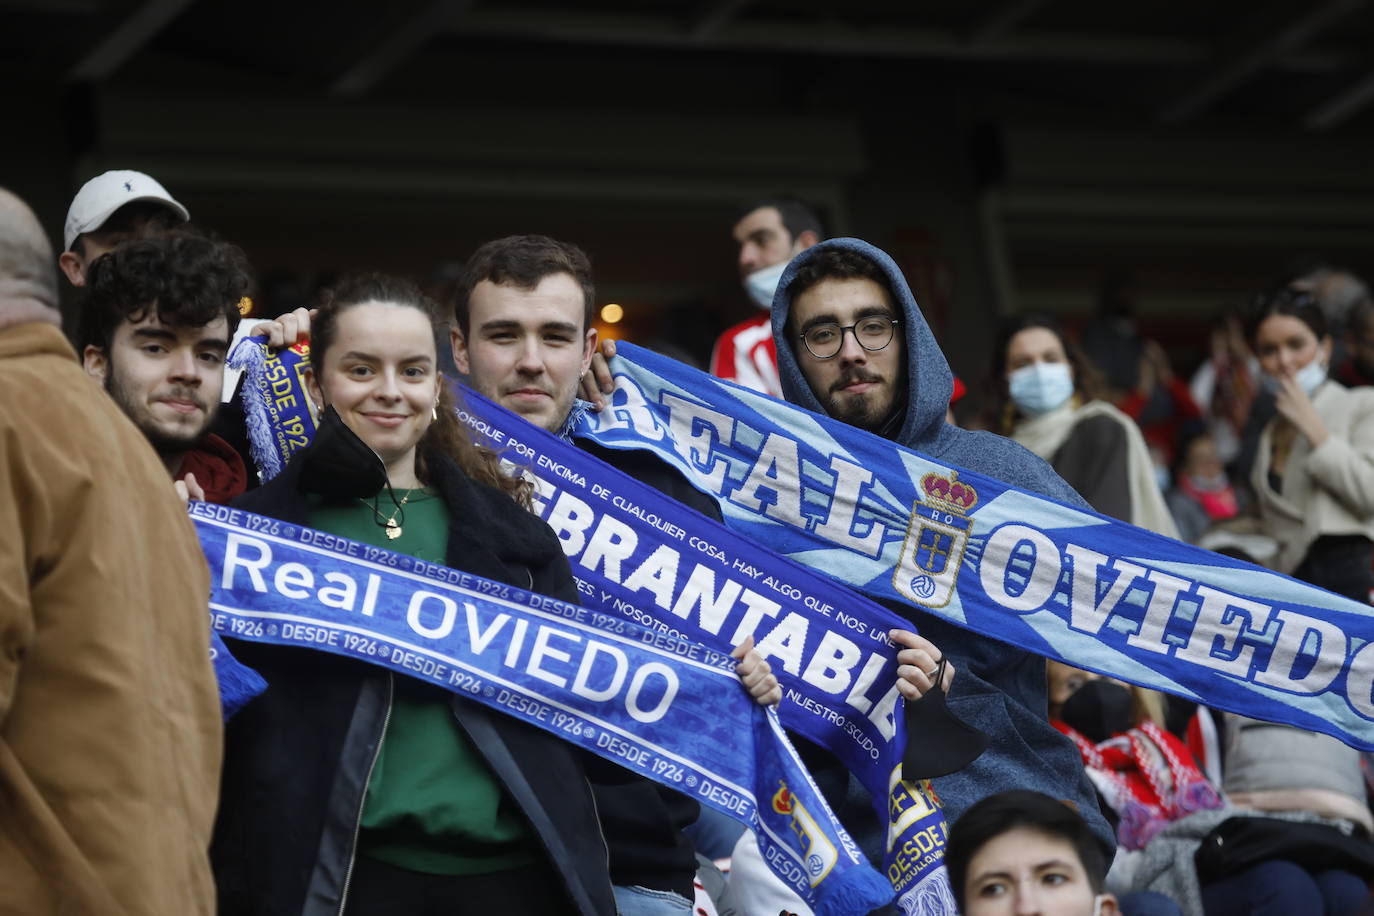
left=874, top=389, right=908, bottom=442
left=299, top=405, right=389, bottom=499
left=901, top=657, right=990, bottom=781
left=1059, top=679, right=1134, bottom=743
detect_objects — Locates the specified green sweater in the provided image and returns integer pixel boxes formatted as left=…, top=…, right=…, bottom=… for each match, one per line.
left=309, top=489, right=537, bottom=875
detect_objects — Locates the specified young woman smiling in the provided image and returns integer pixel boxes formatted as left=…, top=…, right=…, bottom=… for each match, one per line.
left=212, top=275, right=617, bottom=916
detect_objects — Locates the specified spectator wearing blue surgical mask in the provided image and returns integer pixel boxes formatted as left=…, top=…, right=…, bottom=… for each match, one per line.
left=986, top=315, right=1179, bottom=538
left=1246, top=286, right=1374, bottom=603
left=710, top=196, right=825, bottom=398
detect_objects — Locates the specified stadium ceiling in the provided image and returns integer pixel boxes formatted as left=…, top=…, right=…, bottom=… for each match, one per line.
left=6, top=0, right=1374, bottom=130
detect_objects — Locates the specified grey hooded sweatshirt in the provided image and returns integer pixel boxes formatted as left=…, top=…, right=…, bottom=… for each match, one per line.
left=772, top=237, right=1114, bottom=855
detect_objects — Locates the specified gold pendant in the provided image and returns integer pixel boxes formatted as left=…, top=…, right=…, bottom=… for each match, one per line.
left=385, top=522, right=402, bottom=539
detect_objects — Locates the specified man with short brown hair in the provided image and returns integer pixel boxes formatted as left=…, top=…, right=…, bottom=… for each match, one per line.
left=712, top=196, right=825, bottom=397
left=455, top=234, right=751, bottom=916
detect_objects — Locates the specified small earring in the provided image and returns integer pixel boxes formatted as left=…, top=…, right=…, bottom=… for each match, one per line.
left=431, top=405, right=438, bottom=421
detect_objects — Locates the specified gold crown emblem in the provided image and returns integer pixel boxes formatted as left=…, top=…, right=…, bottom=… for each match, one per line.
left=920, top=472, right=978, bottom=513
left=772, top=784, right=794, bottom=815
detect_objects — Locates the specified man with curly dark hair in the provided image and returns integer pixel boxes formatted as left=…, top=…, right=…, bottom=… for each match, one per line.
left=79, top=232, right=255, bottom=501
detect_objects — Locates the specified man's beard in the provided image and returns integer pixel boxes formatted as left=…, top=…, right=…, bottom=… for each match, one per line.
left=105, top=370, right=213, bottom=458
left=822, top=368, right=895, bottom=432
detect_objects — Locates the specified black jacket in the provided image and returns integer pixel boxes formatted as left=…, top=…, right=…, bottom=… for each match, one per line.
left=576, top=440, right=722, bottom=897
left=212, top=443, right=617, bottom=916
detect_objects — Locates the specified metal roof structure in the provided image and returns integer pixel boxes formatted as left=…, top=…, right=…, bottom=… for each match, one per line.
left=7, top=0, right=1374, bottom=374
left=7, top=0, right=1374, bottom=130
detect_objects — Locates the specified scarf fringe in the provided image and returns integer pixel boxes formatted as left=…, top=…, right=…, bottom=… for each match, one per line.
left=888, top=867, right=957, bottom=916
left=228, top=337, right=284, bottom=481
left=814, top=861, right=898, bottom=916
left=1178, top=777, right=1225, bottom=815
left=211, top=630, right=267, bottom=721
left=556, top=398, right=593, bottom=442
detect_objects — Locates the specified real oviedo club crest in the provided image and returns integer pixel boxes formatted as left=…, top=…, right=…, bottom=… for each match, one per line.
left=894, top=472, right=977, bottom=608
left=772, top=782, right=839, bottom=885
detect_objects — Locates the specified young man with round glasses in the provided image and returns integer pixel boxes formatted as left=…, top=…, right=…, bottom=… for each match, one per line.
left=790, top=278, right=903, bottom=433
left=770, top=238, right=1115, bottom=871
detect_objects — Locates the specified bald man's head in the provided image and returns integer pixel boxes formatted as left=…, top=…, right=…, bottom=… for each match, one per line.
left=0, top=188, right=60, bottom=327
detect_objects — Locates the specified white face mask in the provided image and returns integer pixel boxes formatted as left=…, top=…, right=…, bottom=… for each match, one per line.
left=1188, top=472, right=1228, bottom=492
left=1008, top=362, right=1075, bottom=417
left=744, top=260, right=789, bottom=310
left=1261, top=355, right=1327, bottom=397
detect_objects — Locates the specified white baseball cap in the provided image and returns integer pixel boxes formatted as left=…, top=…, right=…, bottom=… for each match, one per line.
left=63, top=169, right=190, bottom=251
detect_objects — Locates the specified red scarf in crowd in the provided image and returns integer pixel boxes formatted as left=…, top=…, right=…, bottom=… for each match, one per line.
left=1054, top=720, right=1224, bottom=850
left=1178, top=475, right=1239, bottom=521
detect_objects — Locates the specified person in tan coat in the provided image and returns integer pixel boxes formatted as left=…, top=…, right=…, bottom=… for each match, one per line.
left=0, top=187, right=221, bottom=915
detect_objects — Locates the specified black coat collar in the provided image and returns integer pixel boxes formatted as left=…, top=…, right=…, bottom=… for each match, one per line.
left=234, top=433, right=568, bottom=596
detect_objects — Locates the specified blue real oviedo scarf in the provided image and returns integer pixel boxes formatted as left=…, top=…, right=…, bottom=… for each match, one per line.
left=193, top=499, right=892, bottom=916
left=460, top=393, right=959, bottom=914
left=572, top=344, right=1374, bottom=752
left=230, top=336, right=959, bottom=915
left=232, top=336, right=1374, bottom=906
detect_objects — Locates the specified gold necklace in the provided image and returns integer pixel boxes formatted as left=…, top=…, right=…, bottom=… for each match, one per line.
left=364, top=489, right=422, bottom=540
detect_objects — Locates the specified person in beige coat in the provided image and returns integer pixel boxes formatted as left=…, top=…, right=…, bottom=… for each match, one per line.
left=0, top=187, right=221, bottom=914
left=1198, top=286, right=1374, bottom=916
left=1248, top=286, right=1374, bottom=602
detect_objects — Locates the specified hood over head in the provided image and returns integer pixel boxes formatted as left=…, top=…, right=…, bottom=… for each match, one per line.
left=772, top=237, right=1089, bottom=507
left=773, top=237, right=949, bottom=447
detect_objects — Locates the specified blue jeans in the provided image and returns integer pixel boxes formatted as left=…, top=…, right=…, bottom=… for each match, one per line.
left=1201, top=860, right=1369, bottom=916
left=684, top=805, right=747, bottom=859
left=614, top=884, right=693, bottom=916
left=1120, top=890, right=1184, bottom=916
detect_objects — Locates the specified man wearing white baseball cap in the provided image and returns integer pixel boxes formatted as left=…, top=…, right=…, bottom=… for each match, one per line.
left=59, top=169, right=189, bottom=287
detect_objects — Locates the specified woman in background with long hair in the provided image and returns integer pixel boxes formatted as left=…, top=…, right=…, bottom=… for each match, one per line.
left=1248, top=286, right=1374, bottom=600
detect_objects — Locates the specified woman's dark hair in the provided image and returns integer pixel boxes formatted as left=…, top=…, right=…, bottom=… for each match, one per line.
left=79, top=231, right=252, bottom=353
left=945, top=789, right=1108, bottom=911
left=312, top=272, right=531, bottom=506
left=1245, top=286, right=1328, bottom=345
left=984, top=314, right=1105, bottom=433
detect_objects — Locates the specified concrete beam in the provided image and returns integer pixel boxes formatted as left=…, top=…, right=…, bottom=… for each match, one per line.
left=0, top=0, right=99, bottom=11
left=1305, top=68, right=1374, bottom=129
left=687, top=0, right=753, bottom=39
left=1158, top=0, right=1366, bottom=124
left=967, top=0, right=1054, bottom=46
left=67, top=0, right=192, bottom=82
left=451, top=9, right=1209, bottom=64
left=332, top=0, right=474, bottom=96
